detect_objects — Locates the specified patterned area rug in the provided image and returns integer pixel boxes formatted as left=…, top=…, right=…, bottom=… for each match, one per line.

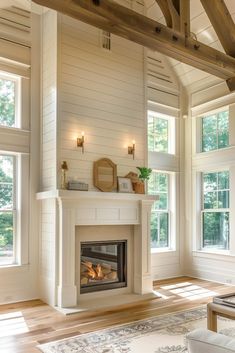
left=38, top=307, right=235, bottom=353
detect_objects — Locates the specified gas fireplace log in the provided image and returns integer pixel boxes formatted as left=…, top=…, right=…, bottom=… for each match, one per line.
left=81, top=277, right=89, bottom=285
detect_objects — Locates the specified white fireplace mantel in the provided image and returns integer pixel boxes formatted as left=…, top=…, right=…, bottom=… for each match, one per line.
left=37, top=190, right=157, bottom=308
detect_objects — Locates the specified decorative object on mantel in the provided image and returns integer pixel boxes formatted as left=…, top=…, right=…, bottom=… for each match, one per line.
left=124, top=171, right=139, bottom=191
left=93, top=158, right=117, bottom=192
left=67, top=181, right=88, bottom=191
left=134, top=167, right=152, bottom=194
left=77, top=131, right=85, bottom=153
left=60, top=161, right=68, bottom=189
left=118, top=177, right=134, bottom=193
left=128, top=140, right=135, bottom=159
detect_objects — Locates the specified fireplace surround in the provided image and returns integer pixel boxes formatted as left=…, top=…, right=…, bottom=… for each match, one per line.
left=37, top=190, right=156, bottom=309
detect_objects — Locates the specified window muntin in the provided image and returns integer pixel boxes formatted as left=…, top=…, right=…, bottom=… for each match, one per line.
left=148, top=172, right=169, bottom=249
left=201, top=110, right=229, bottom=152
left=0, top=74, right=17, bottom=128
left=202, top=171, right=230, bottom=250
left=0, top=155, right=16, bottom=265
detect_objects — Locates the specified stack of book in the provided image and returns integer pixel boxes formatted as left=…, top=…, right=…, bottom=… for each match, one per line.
left=67, top=181, right=88, bottom=191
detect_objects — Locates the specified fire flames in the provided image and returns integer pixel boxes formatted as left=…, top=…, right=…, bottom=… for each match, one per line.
left=82, top=261, right=104, bottom=280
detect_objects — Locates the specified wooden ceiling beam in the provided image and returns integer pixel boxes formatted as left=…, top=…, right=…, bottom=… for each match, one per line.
left=180, top=0, right=190, bottom=36
left=155, top=0, right=180, bottom=31
left=32, top=0, right=235, bottom=86
left=155, top=0, right=173, bottom=28
left=200, top=0, right=235, bottom=57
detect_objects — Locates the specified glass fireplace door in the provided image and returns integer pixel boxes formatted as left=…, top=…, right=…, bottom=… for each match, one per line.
left=80, top=240, right=127, bottom=293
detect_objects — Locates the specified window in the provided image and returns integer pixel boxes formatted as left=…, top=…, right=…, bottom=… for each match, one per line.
left=202, top=171, right=230, bottom=250
left=0, top=155, right=16, bottom=265
left=0, top=70, right=26, bottom=267
left=0, top=73, right=19, bottom=128
left=148, top=172, right=169, bottom=249
left=148, top=111, right=175, bottom=154
left=201, top=110, right=229, bottom=152
left=101, top=31, right=111, bottom=50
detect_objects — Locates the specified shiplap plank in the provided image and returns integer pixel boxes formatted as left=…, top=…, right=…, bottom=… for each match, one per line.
left=61, top=91, right=143, bottom=118
left=61, top=64, right=143, bottom=96
left=61, top=45, right=143, bottom=84
left=41, top=11, right=57, bottom=191
left=61, top=25, right=143, bottom=65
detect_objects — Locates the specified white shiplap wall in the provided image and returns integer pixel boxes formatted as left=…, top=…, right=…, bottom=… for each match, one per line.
left=39, top=199, right=57, bottom=305
left=41, top=10, right=58, bottom=190
left=0, top=7, right=41, bottom=304
left=58, top=15, right=146, bottom=189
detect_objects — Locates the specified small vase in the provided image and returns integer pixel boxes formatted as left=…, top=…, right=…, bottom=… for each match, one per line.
left=133, top=181, right=145, bottom=194
left=61, top=169, right=67, bottom=189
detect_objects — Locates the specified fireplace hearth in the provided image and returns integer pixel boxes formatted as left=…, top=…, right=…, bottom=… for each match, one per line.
left=80, top=240, right=127, bottom=293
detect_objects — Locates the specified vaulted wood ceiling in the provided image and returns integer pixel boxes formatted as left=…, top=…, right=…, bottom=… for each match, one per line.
left=31, top=0, right=235, bottom=92
left=3, top=0, right=235, bottom=93
left=146, top=0, right=235, bottom=91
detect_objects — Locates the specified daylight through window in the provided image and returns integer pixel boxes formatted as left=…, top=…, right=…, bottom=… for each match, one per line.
left=0, top=75, right=17, bottom=128
left=148, top=172, right=169, bottom=249
left=202, top=171, right=230, bottom=250
left=201, top=110, right=229, bottom=152
left=0, top=155, right=16, bottom=265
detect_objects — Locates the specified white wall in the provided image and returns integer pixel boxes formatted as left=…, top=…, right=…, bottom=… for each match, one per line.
left=0, top=8, right=39, bottom=304
left=41, top=10, right=58, bottom=191
left=58, top=15, right=145, bottom=189
left=185, top=82, right=235, bottom=285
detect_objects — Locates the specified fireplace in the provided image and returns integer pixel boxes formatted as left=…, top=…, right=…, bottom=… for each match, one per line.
left=80, top=240, right=127, bottom=293
left=37, top=190, right=155, bottom=308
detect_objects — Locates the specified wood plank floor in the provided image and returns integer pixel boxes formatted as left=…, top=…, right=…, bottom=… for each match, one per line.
left=0, top=277, right=234, bottom=353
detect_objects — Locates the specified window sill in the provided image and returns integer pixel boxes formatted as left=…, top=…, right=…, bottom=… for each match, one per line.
left=151, top=248, right=176, bottom=254
left=192, top=250, right=235, bottom=262
left=193, top=145, right=235, bottom=158
left=0, top=264, right=29, bottom=272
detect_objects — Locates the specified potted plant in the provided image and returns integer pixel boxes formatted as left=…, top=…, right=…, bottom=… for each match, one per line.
left=134, top=167, right=152, bottom=194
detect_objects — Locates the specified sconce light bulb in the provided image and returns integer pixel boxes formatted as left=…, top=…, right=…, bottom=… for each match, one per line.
left=132, top=140, right=136, bottom=145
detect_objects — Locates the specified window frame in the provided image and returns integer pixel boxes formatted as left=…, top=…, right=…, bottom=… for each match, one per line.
left=0, top=68, right=29, bottom=268
left=0, top=153, right=17, bottom=265
left=147, top=110, right=176, bottom=155
left=200, top=170, right=230, bottom=252
left=149, top=171, right=176, bottom=253
left=199, top=107, right=229, bottom=153
left=0, top=71, right=21, bottom=129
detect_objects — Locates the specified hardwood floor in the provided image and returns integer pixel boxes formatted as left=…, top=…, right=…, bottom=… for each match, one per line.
left=0, top=277, right=234, bottom=353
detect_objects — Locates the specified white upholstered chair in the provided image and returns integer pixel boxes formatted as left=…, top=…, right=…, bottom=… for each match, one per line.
left=186, top=328, right=235, bottom=353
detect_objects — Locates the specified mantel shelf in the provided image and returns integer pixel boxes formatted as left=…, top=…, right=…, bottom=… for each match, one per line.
left=36, top=189, right=158, bottom=201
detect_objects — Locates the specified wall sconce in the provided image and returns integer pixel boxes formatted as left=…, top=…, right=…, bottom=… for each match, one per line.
left=128, top=140, right=135, bottom=160
left=77, top=131, right=85, bottom=153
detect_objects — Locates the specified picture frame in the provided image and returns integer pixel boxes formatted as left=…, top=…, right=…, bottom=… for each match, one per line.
left=118, top=177, right=133, bottom=193
left=93, top=158, right=117, bottom=192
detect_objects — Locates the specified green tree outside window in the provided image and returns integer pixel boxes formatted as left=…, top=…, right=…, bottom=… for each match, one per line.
left=148, top=172, right=169, bottom=249
left=202, top=111, right=229, bottom=152
left=148, top=115, right=168, bottom=153
left=202, top=171, right=230, bottom=250
left=0, top=78, right=15, bottom=127
left=0, top=155, right=14, bottom=264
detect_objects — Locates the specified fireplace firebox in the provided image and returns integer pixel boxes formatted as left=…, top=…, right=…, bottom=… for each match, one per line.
left=80, top=240, right=127, bottom=293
